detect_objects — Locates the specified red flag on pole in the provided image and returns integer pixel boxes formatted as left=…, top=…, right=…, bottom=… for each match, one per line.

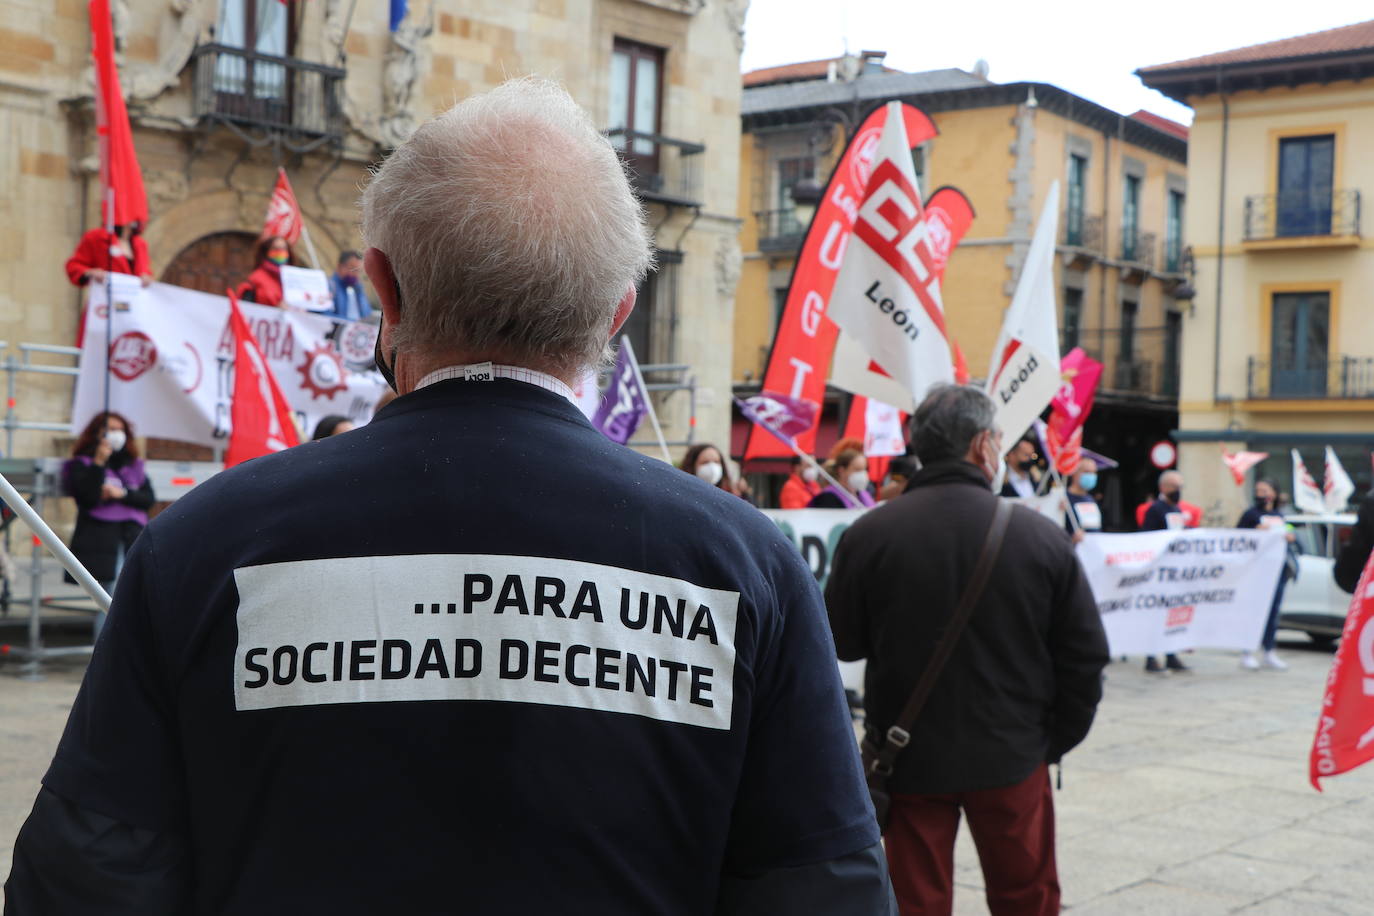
left=262, top=168, right=305, bottom=243
left=89, top=0, right=148, bottom=227
left=1221, top=448, right=1269, bottom=486
left=1311, top=551, right=1374, bottom=789
left=225, top=292, right=300, bottom=467
left=952, top=338, right=971, bottom=385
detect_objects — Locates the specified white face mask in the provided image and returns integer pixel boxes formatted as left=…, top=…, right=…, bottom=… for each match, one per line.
left=801, top=465, right=819, bottom=483
left=847, top=470, right=870, bottom=492
left=104, top=429, right=127, bottom=453
left=696, top=461, right=724, bottom=486
left=990, top=455, right=1007, bottom=494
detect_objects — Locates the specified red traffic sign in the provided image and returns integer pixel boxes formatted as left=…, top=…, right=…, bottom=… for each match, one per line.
left=1150, top=440, right=1177, bottom=469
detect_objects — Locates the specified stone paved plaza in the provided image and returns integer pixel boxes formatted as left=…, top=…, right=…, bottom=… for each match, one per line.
left=3, top=617, right=1373, bottom=912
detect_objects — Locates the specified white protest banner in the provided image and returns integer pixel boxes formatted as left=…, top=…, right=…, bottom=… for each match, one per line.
left=280, top=265, right=333, bottom=312
left=1076, top=528, right=1287, bottom=655
left=863, top=398, right=907, bottom=457
left=1011, top=487, right=1066, bottom=526
left=75, top=281, right=388, bottom=449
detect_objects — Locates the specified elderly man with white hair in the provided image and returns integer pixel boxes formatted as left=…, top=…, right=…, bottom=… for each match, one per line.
left=5, top=80, right=894, bottom=914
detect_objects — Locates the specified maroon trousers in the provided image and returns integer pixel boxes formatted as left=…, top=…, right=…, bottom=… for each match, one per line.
left=884, top=763, right=1059, bottom=916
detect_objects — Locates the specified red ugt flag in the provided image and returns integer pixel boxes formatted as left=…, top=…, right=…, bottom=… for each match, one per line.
left=89, top=0, right=148, bottom=227
left=262, top=168, right=304, bottom=243
left=1311, top=550, right=1374, bottom=789
left=225, top=292, right=300, bottom=467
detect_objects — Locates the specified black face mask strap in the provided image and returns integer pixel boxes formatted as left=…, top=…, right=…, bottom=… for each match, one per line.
left=374, top=277, right=401, bottom=393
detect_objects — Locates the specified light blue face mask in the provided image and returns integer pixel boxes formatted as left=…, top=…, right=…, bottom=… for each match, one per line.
left=1078, top=472, right=1098, bottom=491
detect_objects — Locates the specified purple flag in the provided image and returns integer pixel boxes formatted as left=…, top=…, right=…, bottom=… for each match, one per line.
left=735, top=392, right=819, bottom=448
left=592, top=340, right=649, bottom=445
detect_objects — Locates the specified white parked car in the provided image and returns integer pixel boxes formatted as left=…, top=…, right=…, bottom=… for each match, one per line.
left=1279, top=513, right=1357, bottom=645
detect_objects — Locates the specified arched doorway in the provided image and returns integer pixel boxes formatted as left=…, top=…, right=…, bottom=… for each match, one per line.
left=161, top=231, right=258, bottom=296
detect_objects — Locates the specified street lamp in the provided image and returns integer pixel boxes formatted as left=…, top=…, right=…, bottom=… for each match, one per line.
left=1171, top=245, right=1197, bottom=307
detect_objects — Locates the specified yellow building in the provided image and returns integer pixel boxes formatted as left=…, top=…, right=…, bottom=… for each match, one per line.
left=0, top=0, right=747, bottom=458
left=735, top=54, right=1188, bottom=524
left=1140, top=20, right=1374, bottom=523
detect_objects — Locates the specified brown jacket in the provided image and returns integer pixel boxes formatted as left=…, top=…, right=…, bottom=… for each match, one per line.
left=825, top=460, right=1109, bottom=794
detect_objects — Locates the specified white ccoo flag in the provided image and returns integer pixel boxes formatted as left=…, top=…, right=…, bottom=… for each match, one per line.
left=827, top=101, right=953, bottom=403
left=1292, top=449, right=1326, bottom=515
left=986, top=182, right=1063, bottom=441
left=1324, top=446, right=1355, bottom=512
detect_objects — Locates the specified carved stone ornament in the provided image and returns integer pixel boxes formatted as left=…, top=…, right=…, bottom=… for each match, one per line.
left=630, top=0, right=707, bottom=13
left=379, top=1, right=435, bottom=147
left=722, top=0, right=749, bottom=53
left=126, top=0, right=217, bottom=101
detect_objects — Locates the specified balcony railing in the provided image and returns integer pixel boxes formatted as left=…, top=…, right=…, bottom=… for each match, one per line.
left=1243, top=189, right=1361, bottom=240
left=755, top=208, right=806, bottom=252
left=1162, top=234, right=1184, bottom=273
left=1064, top=214, right=1103, bottom=251
left=606, top=129, right=705, bottom=208
left=1073, top=327, right=1181, bottom=401
left=1246, top=355, right=1374, bottom=399
left=191, top=44, right=344, bottom=143
left=1120, top=230, right=1156, bottom=267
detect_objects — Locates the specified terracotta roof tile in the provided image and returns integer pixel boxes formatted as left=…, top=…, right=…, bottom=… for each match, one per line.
left=1128, top=110, right=1189, bottom=140
left=742, top=56, right=899, bottom=88
left=1140, top=19, right=1374, bottom=73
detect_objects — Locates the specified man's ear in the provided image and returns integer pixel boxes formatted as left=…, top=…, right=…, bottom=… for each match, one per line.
left=364, top=247, right=401, bottom=327
left=609, top=284, right=637, bottom=338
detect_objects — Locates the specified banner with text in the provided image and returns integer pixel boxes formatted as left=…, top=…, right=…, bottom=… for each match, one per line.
left=75, top=281, right=388, bottom=448
left=1076, top=528, right=1287, bottom=655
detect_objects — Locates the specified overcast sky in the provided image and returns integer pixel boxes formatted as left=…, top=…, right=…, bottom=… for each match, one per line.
left=741, top=3, right=1374, bottom=124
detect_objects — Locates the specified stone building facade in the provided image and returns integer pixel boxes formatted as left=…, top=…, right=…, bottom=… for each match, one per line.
left=1, top=0, right=747, bottom=458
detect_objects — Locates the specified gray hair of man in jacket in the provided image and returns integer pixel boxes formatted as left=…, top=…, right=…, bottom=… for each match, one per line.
left=360, top=77, right=654, bottom=388
left=911, top=384, right=1003, bottom=484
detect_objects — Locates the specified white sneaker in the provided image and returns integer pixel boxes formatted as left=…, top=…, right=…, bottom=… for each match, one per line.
left=1240, top=651, right=1260, bottom=671
left=1262, top=650, right=1288, bottom=671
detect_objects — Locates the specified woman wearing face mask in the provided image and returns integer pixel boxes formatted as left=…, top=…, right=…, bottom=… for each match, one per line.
left=679, top=444, right=733, bottom=494
left=779, top=454, right=823, bottom=509
left=808, top=449, right=875, bottom=509
left=1236, top=478, right=1296, bottom=671
left=62, top=412, right=156, bottom=637
left=236, top=235, right=296, bottom=307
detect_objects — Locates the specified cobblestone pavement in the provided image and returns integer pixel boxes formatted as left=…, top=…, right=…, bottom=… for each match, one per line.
left=3, top=627, right=1372, bottom=911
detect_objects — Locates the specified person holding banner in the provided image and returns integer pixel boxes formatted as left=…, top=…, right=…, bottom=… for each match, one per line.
left=779, top=454, right=822, bottom=508
left=809, top=448, right=875, bottom=509
left=64, top=221, right=153, bottom=288
left=1236, top=479, right=1295, bottom=671
left=234, top=235, right=296, bottom=307
left=6, top=79, right=895, bottom=914
left=1141, top=470, right=1192, bottom=674
left=60, top=411, right=154, bottom=637
left=1066, top=458, right=1102, bottom=538
left=326, top=250, right=375, bottom=322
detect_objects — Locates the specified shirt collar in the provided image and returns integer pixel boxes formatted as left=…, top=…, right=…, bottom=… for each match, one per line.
left=414, top=363, right=577, bottom=407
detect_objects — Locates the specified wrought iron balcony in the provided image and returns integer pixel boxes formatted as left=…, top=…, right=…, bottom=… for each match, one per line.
left=606, top=129, right=705, bottom=208
left=191, top=44, right=344, bottom=146
left=755, top=208, right=807, bottom=252
left=1064, top=214, right=1102, bottom=251
left=1243, top=189, right=1361, bottom=241
left=1246, top=355, right=1374, bottom=399
left=1162, top=234, right=1184, bottom=274
left=1075, top=327, right=1182, bottom=401
left=1120, top=230, right=1156, bottom=266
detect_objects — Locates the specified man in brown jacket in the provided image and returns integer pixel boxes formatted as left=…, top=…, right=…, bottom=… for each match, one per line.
left=826, top=384, right=1109, bottom=915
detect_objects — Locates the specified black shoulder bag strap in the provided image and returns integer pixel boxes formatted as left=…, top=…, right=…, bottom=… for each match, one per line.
left=862, top=498, right=1014, bottom=827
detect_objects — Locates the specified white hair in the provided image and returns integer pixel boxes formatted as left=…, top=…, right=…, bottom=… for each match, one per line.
left=361, top=78, right=653, bottom=376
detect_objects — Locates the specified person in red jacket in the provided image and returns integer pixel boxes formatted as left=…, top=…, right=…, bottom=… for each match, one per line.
left=65, top=222, right=153, bottom=287
left=779, top=454, right=822, bottom=508
left=236, top=235, right=295, bottom=306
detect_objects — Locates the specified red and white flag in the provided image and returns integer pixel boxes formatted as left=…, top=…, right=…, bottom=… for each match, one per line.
left=827, top=101, right=954, bottom=403
left=1325, top=446, right=1356, bottom=513
left=1310, top=551, right=1374, bottom=790
left=1221, top=448, right=1269, bottom=486
left=262, top=168, right=304, bottom=243
left=1293, top=449, right=1325, bottom=515
left=987, top=182, right=1062, bottom=441
left=743, top=104, right=938, bottom=464
left=225, top=291, right=300, bottom=467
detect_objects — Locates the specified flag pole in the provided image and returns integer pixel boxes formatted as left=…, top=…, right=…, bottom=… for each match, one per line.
left=0, top=471, right=111, bottom=611
left=298, top=219, right=323, bottom=272
left=102, top=186, right=115, bottom=421
left=623, top=338, right=672, bottom=464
